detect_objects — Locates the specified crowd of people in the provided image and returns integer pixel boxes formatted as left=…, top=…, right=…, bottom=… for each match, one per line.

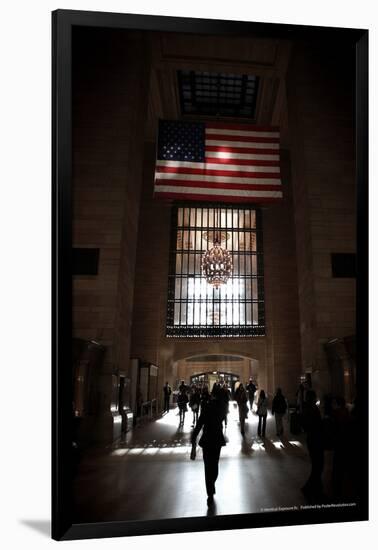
left=162, top=378, right=358, bottom=507
left=173, top=380, right=231, bottom=428
left=164, top=379, right=290, bottom=438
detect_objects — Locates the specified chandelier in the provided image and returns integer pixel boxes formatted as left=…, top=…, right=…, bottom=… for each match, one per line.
left=201, top=210, right=233, bottom=288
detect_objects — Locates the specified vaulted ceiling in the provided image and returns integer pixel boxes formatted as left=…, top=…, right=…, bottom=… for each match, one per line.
left=145, top=31, right=292, bottom=146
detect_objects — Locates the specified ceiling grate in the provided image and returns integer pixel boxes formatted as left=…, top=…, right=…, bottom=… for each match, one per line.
left=178, top=70, right=259, bottom=118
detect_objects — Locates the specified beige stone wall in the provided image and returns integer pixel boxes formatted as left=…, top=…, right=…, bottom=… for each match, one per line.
left=72, top=28, right=151, bottom=374
left=287, top=41, right=356, bottom=395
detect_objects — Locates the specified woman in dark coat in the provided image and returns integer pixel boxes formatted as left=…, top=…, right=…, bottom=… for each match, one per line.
left=189, top=386, right=201, bottom=427
left=257, top=390, right=269, bottom=438
left=271, top=388, right=287, bottom=436
left=191, top=394, right=226, bottom=505
left=235, top=383, right=249, bottom=436
left=177, top=389, right=189, bottom=425
left=219, top=382, right=230, bottom=427
left=200, top=385, right=211, bottom=413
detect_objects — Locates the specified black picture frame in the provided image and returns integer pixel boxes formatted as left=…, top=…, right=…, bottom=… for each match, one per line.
left=52, top=9, right=368, bottom=541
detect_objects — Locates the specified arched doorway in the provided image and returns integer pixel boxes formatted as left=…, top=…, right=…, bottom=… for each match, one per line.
left=175, top=353, right=259, bottom=392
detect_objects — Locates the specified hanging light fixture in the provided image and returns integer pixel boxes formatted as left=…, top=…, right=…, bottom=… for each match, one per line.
left=201, top=208, right=233, bottom=289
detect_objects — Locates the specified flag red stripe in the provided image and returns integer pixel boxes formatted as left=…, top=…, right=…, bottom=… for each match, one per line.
left=205, top=157, right=279, bottom=167
left=154, top=192, right=282, bottom=203
left=156, top=166, right=281, bottom=179
left=154, top=179, right=282, bottom=191
left=206, top=133, right=279, bottom=144
left=206, top=123, right=280, bottom=132
left=206, top=145, right=279, bottom=155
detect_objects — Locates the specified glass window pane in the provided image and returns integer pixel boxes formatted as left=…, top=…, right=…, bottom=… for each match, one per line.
left=181, top=277, right=187, bottom=301
left=246, top=278, right=252, bottom=300
left=176, top=230, right=183, bottom=250
left=188, top=254, right=195, bottom=274
left=175, top=255, right=182, bottom=273
left=167, top=206, right=264, bottom=336
left=253, top=303, right=258, bottom=325
left=239, top=255, right=245, bottom=275
left=195, top=229, right=202, bottom=251
left=181, top=254, right=188, bottom=273
left=177, top=208, right=183, bottom=227
left=174, top=303, right=180, bottom=325
left=175, top=278, right=181, bottom=300
left=187, top=302, right=194, bottom=325
left=252, top=279, right=258, bottom=300
left=183, top=208, right=190, bottom=227
left=246, top=303, right=252, bottom=325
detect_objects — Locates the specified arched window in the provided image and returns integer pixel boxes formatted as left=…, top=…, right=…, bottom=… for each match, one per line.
left=166, top=204, right=265, bottom=337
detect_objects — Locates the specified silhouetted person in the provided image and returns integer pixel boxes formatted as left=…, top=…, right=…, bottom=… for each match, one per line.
left=211, top=382, right=222, bottom=397
left=191, top=394, right=226, bottom=505
left=179, top=380, right=186, bottom=393
left=189, top=386, right=201, bottom=427
left=296, top=383, right=305, bottom=415
left=235, top=383, right=248, bottom=436
left=272, top=388, right=287, bottom=436
left=177, top=389, right=189, bottom=425
left=200, top=385, right=211, bottom=413
left=136, top=386, right=143, bottom=418
left=219, top=382, right=230, bottom=427
left=163, top=381, right=172, bottom=413
left=257, top=390, right=268, bottom=438
left=301, top=389, right=324, bottom=501
left=246, top=379, right=257, bottom=410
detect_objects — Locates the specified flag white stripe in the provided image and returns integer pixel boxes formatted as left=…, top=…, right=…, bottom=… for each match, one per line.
left=156, top=173, right=280, bottom=185
left=206, top=128, right=280, bottom=138
left=206, top=140, right=280, bottom=149
left=155, top=185, right=283, bottom=198
left=156, top=160, right=280, bottom=173
left=206, top=151, right=279, bottom=161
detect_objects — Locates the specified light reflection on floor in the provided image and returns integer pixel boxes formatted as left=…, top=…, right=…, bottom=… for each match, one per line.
left=75, top=401, right=310, bottom=523
left=110, top=403, right=304, bottom=459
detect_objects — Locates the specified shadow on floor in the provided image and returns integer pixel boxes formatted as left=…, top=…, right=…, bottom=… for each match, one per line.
left=20, top=519, right=51, bottom=538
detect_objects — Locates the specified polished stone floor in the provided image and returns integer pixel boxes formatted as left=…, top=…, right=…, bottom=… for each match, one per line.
left=74, top=402, right=318, bottom=523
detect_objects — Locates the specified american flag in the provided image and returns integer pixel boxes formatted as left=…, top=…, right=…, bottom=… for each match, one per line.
left=154, top=120, right=283, bottom=203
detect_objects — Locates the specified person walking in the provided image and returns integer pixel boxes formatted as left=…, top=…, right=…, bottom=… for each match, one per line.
left=296, top=383, right=305, bottom=415
left=189, top=386, right=201, bottom=427
left=177, top=388, right=189, bottom=425
left=271, top=387, right=287, bottom=436
left=191, top=392, right=226, bottom=506
left=301, top=389, right=325, bottom=501
left=163, top=381, right=172, bottom=413
left=246, top=379, right=257, bottom=411
left=219, top=382, right=230, bottom=428
left=257, top=390, right=268, bottom=438
left=235, top=383, right=248, bottom=436
left=200, top=385, right=211, bottom=413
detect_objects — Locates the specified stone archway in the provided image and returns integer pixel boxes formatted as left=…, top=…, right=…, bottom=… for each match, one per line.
left=173, top=353, right=261, bottom=390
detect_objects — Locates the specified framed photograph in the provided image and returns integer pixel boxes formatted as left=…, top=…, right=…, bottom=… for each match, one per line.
left=52, top=9, right=368, bottom=541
